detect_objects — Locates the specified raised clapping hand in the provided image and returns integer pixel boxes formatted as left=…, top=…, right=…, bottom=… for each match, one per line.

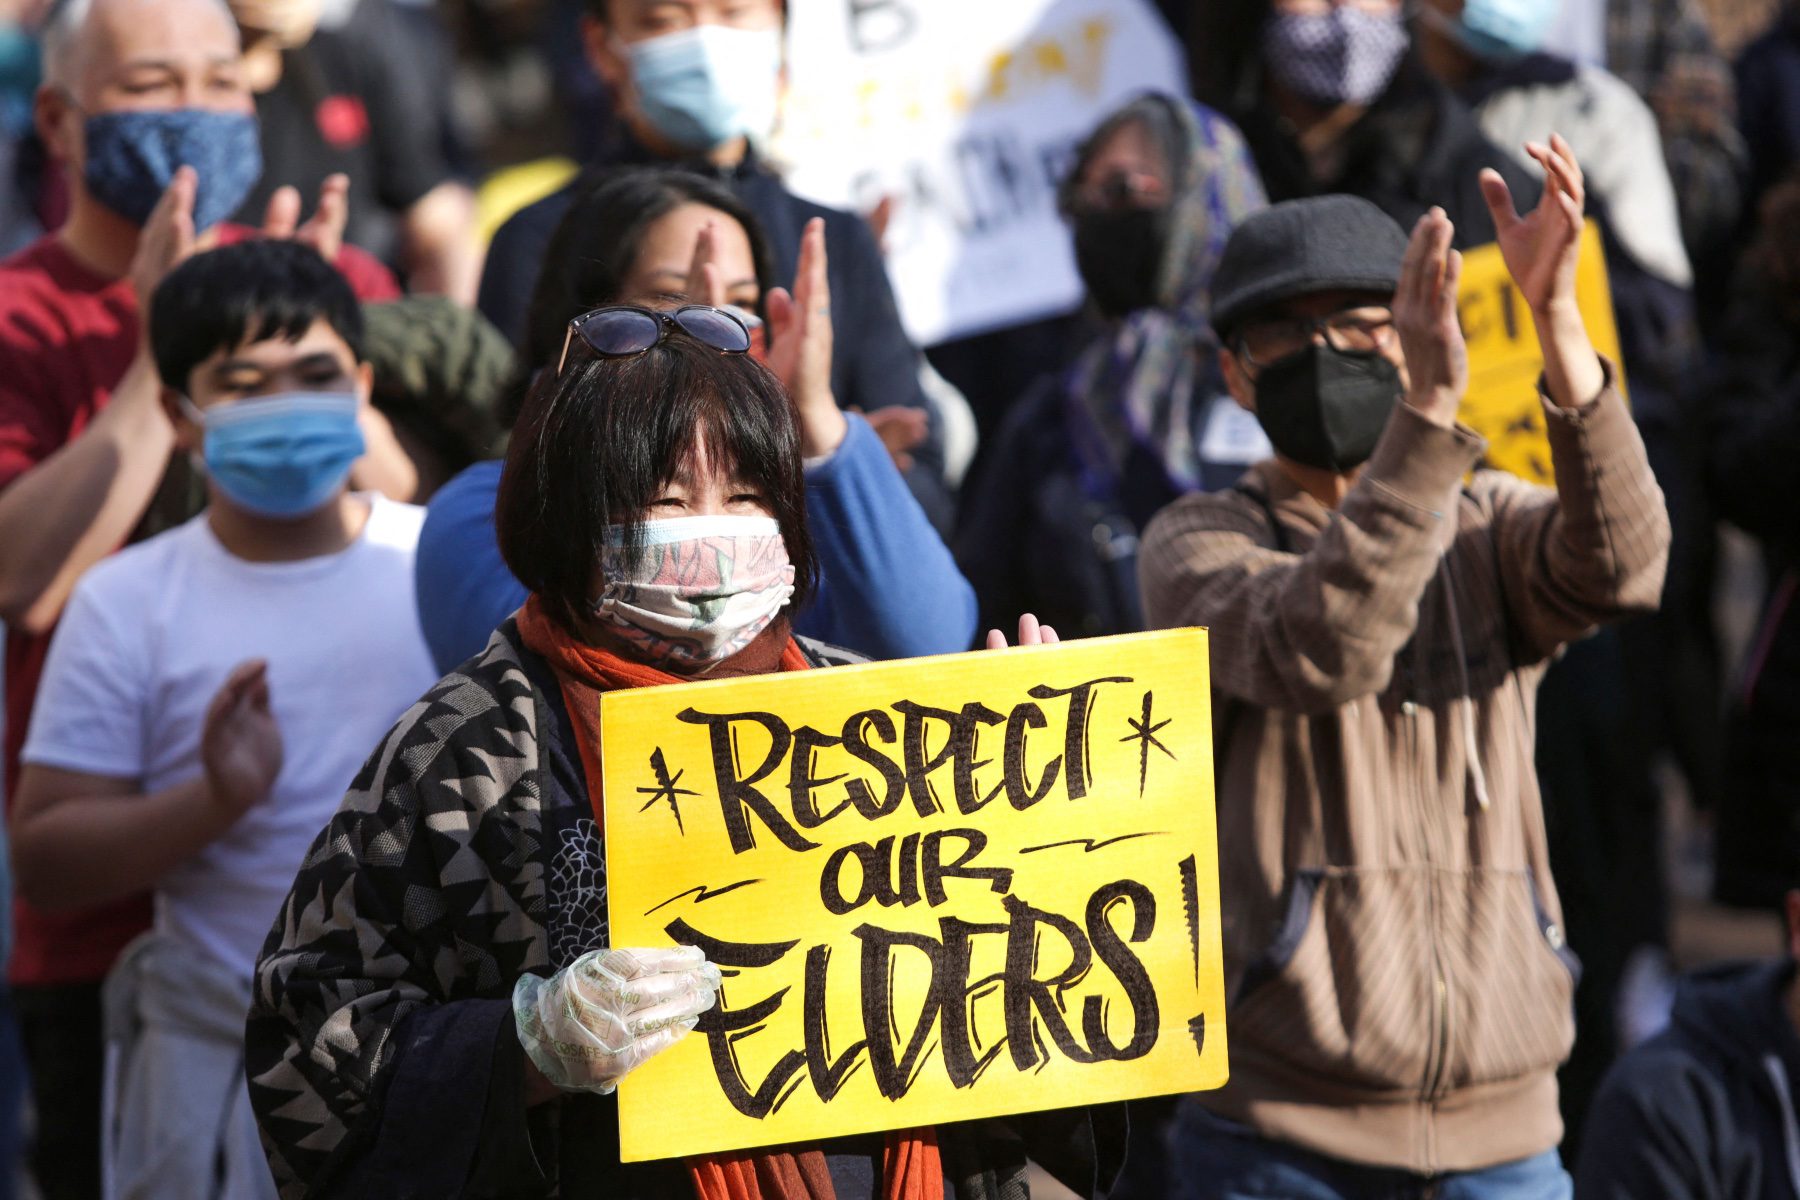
left=514, top=945, right=721, bottom=1097
left=765, top=217, right=849, bottom=459
left=201, top=659, right=284, bottom=820
left=129, top=169, right=351, bottom=306
left=985, top=613, right=1060, bottom=650
left=1393, top=207, right=1468, bottom=430
left=1478, top=133, right=1605, bottom=408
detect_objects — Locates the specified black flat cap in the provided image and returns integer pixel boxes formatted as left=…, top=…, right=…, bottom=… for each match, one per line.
left=1210, top=195, right=1410, bottom=339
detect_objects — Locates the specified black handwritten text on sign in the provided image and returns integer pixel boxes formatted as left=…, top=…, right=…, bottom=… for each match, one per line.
left=600, top=629, right=1227, bottom=1161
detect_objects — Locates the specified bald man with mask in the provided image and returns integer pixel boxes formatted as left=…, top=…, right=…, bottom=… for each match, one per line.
left=0, top=0, right=407, bottom=1190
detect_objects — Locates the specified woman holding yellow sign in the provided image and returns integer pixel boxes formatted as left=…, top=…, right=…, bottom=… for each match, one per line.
left=241, top=303, right=1115, bottom=1197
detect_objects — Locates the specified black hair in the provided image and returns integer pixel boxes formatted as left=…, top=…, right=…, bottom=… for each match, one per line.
left=1188, top=0, right=1273, bottom=112
left=520, top=165, right=778, bottom=375
left=495, top=333, right=817, bottom=637
left=148, top=239, right=364, bottom=393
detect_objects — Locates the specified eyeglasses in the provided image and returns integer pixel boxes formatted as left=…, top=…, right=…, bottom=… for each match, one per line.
left=1235, top=306, right=1396, bottom=368
left=556, top=304, right=752, bottom=376
left=1063, top=169, right=1169, bottom=214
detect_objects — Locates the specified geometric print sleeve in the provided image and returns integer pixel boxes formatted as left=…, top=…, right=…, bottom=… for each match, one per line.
left=245, top=628, right=556, bottom=1198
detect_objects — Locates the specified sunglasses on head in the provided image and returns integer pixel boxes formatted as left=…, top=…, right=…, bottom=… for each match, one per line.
left=556, top=304, right=753, bottom=376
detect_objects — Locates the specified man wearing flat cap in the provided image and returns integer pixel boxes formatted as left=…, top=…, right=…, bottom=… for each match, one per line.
left=1140, top=136, right=1671, bottom=1197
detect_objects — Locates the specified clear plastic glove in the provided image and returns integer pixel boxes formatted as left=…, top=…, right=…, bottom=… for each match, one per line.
left=512, top=945, right=720, bottom=1095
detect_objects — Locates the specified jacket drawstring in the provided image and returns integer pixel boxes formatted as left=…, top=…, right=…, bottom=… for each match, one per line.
left=1440, top=559, right=1492, bottom=811
left=1764, top=1054, right=1800, bottom=1196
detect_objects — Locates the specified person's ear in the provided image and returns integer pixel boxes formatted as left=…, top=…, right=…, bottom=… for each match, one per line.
left=1221, top=345, right=1257, bottom=414
left=162, top=388, right=202, bottom=452
left=354, top=360, right=374, bottom=407
left=580, top=12, right=627, bottom=91
left=34, top=84, right=80, bottom=164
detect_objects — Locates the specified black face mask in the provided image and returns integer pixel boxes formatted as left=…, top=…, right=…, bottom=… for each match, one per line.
left=1073, top=207, right=1170, bottom=318
left=1252, top=343, right=1402, bottom=472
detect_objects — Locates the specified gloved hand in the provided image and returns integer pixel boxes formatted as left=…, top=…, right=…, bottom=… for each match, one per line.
left=513, top=945, right=721, bottom=1095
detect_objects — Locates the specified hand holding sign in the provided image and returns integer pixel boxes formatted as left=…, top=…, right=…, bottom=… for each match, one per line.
left=514, top=945, right=722, bottom=1097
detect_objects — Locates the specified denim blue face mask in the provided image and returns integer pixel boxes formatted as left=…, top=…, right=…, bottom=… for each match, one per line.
left=623, top=24, right=782, bottom=151
left=1433, top=0, right=1558, bottom=60
left=187, top=391, right=365, bottom=518
left=83, top=108, right=262, bottom=231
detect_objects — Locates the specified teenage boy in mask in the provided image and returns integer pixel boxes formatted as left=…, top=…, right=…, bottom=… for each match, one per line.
left=1139, top=137, right=1670, bottom=1197
left=0, top=0, right=411, bottom=1189
left=476, top=0, right=951, bottom=525
left=9, top=236, right=438, bottom=1199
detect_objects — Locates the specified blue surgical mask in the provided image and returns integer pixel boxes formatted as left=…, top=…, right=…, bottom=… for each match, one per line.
left=187, top=391, right=365, bottom=518
left=623, top=24, right=782, bottom=151
left=1423, top=0, right=1558, bottom=60
left=83, top=108, right=262, bottom=231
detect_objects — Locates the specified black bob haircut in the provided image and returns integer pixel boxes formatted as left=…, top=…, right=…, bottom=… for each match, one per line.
left=522, top=165, right=778, bottom=376
left=148, top=239, right=364, bottom=393
left=495, top=332, right=818, bottom=637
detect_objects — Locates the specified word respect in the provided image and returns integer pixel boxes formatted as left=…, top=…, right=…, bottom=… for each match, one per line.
left=676, top=674, right=1132, bottom=857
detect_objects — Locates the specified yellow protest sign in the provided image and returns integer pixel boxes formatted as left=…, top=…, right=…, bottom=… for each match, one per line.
left=600, top=630, right=1227, bottom=1162
left=1457, top=220, right=1624, bottom=484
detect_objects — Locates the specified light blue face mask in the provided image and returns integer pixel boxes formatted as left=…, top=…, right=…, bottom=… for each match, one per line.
left=623, top=24, right=782, bottom=151
left=1428, top=0, right=1559, bottom=60
left=186, top=391, right=366, bottom=519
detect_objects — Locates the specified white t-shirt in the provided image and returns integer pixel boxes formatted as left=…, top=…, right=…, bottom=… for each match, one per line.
left=23, top=495, right=439, bottom=978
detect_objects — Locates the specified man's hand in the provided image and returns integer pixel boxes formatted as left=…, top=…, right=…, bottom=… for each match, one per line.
left=1393, top=207, right=1466, bottom=429
left=127, top=167, right=198, bottom=306
left=766, top=218, right=847, bottom=459
left=1479, top=134, right=1584, bottom=320
left=263, top=172, right=350, bottom=264
left=201, top=659, right=283, bottom=819
left=1481, top=134, right=1604, bottom=408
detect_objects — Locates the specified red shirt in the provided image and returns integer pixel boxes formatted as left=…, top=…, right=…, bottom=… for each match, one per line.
left=0, top=228, right=399, bottom=987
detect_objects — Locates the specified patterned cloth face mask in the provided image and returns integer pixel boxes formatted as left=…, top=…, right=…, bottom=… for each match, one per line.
left=594, top=516, right=796, bottom=671
left=1261, top=6, right=1410, bottom=108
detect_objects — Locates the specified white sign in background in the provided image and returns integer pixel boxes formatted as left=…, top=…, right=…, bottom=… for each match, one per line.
left=772, top=0, right=1188, bottom=347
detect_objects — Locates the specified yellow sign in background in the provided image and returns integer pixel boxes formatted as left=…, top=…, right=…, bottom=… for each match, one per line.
left=1457, top=220, right=1624, bottom=484
left=601, top=630, right=1227, bottom=1162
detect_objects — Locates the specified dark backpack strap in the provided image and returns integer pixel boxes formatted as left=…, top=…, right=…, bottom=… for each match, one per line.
left=1232, top=482, right=1291, bottom=554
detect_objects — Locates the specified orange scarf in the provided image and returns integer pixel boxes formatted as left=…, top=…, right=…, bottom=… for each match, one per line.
left=516, top=598, right=944, bottom=1200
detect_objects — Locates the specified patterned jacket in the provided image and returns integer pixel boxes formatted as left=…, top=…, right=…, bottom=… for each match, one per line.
left=246, top=621, right=1122, bottom=1198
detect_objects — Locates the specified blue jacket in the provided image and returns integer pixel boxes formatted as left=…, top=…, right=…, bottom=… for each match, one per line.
left=415, top=414, right=977, bottom=673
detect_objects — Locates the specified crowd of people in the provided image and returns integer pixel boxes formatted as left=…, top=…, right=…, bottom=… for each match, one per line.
left=0, top=0, right=1796, bottom=1195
